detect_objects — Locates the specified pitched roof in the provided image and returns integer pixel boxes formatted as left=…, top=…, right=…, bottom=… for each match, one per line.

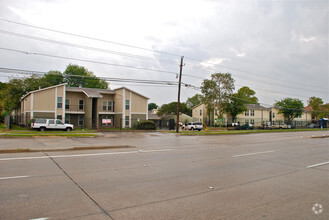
left=21, top=83, right=67, bottom=100
left=113, top=87, right=149, bottom=99
left=66, top=87, right=115, bottom=98
left=246, top=104, right=269, bottom=110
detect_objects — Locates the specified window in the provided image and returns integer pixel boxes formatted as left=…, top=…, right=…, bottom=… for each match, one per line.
left=78, top=115, right=84, bottom=126
left=125, top=116, right=129, bottom=126
left=108, top=101, right=112, bottom=111
left=102, top=101, right=107, bottom=111
left=65, top=99, right=70, bottom=110
left=79, top=100, right=84, bottom=110
left=65, top=115, right=70, bottom=124
left=215, top=109, right=218, bottom=115
left=245, top=119, right=249, bottom=123
left=245, top=111, right=249, bottom=116
left=250, top=119, right=255, bottom=124
left=200, top=109, right=202, bottom=116
left=272, top=112, right=275, bottom=118
left=57, top=97, right=63, bottom=108
left=250, top=110, right=255, bottom=116
left=125, top=100, right=130, bottom=110
left=48, top=119, right=55, bottom=125
left=57, top=115, right=62, bottom=120
left=56, top=119, right=63, bottom=125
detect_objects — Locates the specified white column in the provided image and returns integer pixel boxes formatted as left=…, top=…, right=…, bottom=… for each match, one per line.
left=122, top=88, right=125, bottom=128
left=31, top=93, right=34, bottom=119
left=55, top=87, right=57, bottom=119
left=63, top=85, right=66, bottom=122
left=129, top=91, right=132, bottom=128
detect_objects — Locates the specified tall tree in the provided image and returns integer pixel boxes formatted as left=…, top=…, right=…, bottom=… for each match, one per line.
left=0, top=79, right=25, bottom=113
left=307, top=96, right=324, bottom=120
left=186, top=94, right=203, bottom=108
left=275, top=98, right=304, bottom=124
left=64, top=64, right=108, bottom=89
left=201, top=73, right=235, bottom=122
left=224, top=86, right=259, bottom=122
left=157, top=102, right=191, bottom=116
left=148, top=102, right=158, bottom=111
left=42, top=71, right=65, bottom=86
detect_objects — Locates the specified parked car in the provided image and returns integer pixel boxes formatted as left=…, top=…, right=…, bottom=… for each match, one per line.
left=237, top=123, right=254, bottom=130
left=186, top=122, right=203, bottom=131
left=31, top=118, right=74, bottom=131
left=307, top=123, right=319, bottom=128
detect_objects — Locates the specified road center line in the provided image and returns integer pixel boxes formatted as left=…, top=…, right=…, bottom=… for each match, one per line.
left=0, top=175, right=30, bottom=180
left=0, top=149, right=176, bottom=161
left=232, top=151, right=275, bottom=158
left=307, top=161, right=329, bottom=168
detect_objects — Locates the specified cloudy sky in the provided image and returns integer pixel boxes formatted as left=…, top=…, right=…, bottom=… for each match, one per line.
left=0, top=0, right=328, bottom=107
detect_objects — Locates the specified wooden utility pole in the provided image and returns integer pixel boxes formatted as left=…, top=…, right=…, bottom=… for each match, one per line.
left=176, top=56, right=184, bottom=133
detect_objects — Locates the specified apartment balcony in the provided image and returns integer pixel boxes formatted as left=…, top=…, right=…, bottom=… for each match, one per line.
left=65, top=105, right=85, bottom=114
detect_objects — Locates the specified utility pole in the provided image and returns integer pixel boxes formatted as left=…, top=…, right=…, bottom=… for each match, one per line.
left=176, top=56, right=184, bottom=133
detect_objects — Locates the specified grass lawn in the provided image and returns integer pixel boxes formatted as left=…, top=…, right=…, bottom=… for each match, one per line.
left=171, top=128, right=328, bottom=136
left=0, top=123, right=99, bottom=137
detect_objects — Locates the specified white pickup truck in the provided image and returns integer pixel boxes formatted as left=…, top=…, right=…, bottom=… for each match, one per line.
left=31, top=119, right=74, bottom=131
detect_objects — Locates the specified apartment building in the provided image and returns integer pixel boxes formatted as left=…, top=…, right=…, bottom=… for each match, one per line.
left=20, top=84, right=148, bottom=128
left=192, top=103, right=312, bottom=127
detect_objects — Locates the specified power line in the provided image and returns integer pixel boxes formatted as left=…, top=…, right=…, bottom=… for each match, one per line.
left=0, top=29, right=180, bottom=65
left=0, top=67, right=199, bottom=87
left=1, top=18, right=326, bottom=93
left=186, top=64, right=327, bottom=94
left=0, top=67, right=326, bottom=113
left=184, top=61, right=326, bottom=91
left=0, top=48, right=178, bottom=75
left=0, top=18, right=182, bottom=58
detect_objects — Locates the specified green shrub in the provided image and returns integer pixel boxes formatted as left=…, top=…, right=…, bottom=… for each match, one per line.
left=135, top=120, right=156, bottom=130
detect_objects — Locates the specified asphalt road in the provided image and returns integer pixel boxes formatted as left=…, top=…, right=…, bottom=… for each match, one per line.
left=0, top=131, right=328, bottom=219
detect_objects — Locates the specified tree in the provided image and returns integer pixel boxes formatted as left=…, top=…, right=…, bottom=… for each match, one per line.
left=201, top=73, right=235, bottom=123
left=157, top=102, right=191, bottom=116
left=318, top=103, right=329, bottom=119
left=148, top=102, right=158, bottom=111
left=42, top=71, right=65, bottom=86
left=0, top=79, right=25, bottom=113
left=186, top=94, right=203, bottom=108
left=275, top=98, right=304, bottom=124
left=224, top=86, right=259, bottom=122
left=64, top=64, right=108, bottom=89
left=307, top=97, right=324, bottom=120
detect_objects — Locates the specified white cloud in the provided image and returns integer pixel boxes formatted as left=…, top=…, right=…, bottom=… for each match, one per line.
left=300, top=36, right=316, bottom=42
left=200, top=58, right=227, bottom=67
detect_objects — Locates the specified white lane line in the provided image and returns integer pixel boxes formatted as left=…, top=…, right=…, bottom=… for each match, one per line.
left=307, top=161, right=329, bottom=168
left=0, top=149, right=176, bottom=161
left=29, top=218, right=49, bottom=220
left=0, top=175, right=30, bottom=180
left=232, top=151, right=275, bottom=158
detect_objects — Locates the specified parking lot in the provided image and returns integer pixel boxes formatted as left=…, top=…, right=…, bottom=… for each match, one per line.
left=0, top=131, right=328, bottom=219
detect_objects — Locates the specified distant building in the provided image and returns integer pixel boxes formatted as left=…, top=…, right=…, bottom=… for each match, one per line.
left=192, top=103, right=312, bottom=127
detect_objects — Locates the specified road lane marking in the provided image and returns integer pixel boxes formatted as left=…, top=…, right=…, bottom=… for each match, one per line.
left=307, top=161, right=329, bottom=168
left=0, top=175, right=30, bottom=180
left=0, top=149, right=176, bottom=161
left=29, top=218, right=49, bottom=220
left=232, top=151, right=275, bottom=158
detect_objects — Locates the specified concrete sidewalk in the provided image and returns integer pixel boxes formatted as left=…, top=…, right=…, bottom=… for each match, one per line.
left=0, top=130, right=328, bottom=153
left=0, top=132, right=172, bottom=153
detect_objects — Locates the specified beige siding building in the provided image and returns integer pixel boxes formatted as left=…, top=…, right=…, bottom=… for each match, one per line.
left=192, top=103, right=312, bottom=127
left=20, top=84, right=149, bottom=129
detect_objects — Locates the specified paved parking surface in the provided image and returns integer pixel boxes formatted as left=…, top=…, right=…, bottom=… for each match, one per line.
left=0, top=131, right=328, bottom=219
